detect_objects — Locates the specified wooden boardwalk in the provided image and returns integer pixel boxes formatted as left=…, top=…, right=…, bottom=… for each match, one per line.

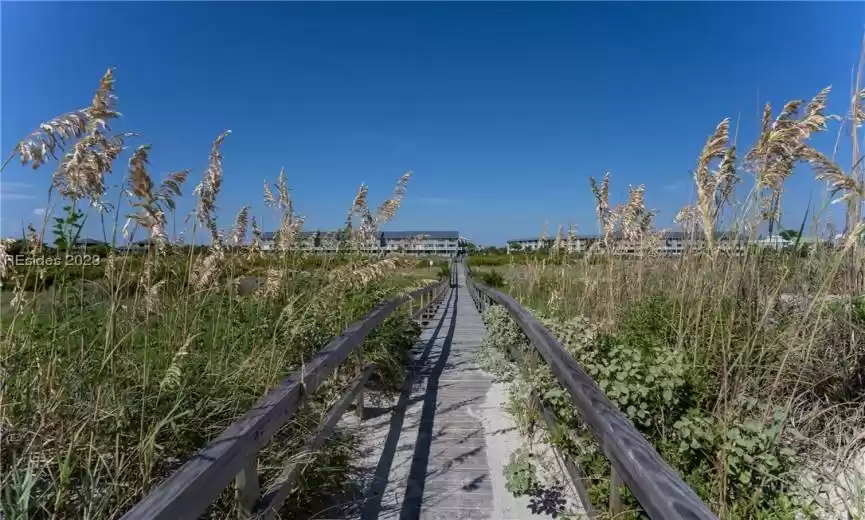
left=343, top=265, right=496, bottom=520
left=121, top=264, right=714, bottom=520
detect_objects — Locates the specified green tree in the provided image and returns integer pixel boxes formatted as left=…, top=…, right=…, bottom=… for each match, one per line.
left=779, top=229, right=800, bottom=241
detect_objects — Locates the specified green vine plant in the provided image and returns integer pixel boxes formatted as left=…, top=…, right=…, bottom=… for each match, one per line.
left=51, top=204, right=87, bottom=252
left=477, top=302, right=817, bottom=520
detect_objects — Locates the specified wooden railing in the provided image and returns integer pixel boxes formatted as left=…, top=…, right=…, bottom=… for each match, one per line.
left=464, top=264, right=717, bottom=520
left=122, top=273, right=452, bottom=520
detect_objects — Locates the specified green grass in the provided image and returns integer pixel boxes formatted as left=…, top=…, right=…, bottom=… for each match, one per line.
left=477, top=246, right=864, bottom=519
left=1, top=252, right=437, bottom=519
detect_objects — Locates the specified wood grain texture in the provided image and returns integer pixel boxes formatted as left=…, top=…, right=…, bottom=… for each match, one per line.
left=121, top=281, right=446, bottom=520
left=466, top=267, right=717, bottom=520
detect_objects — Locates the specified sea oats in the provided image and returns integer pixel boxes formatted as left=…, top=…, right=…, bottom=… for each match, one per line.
left=247, top=216, right=264, bottom=260
left=121, top=217, right=134, bottom=241
left=674, top=205, right=701, bottom=236
left=744, top=87, right=834, bottom=233
left=104, top=251, right=116, bottom=280
left=258, top=268, right=284, bottom=298
left=144, top=280, right=167, bottom=313
left=693, top=118, right=731, bottom=246
left=589, top=172, right=611, bottom=233
left=539, top=221, right=549, bottom=244
left=565, top=222, right=577, bottom=252
left=49, top=69, right=129, bottom=208
left=275, top=167, right=291, bottom=210
left=276, top=212, right=304, bottom=252
left=193, top=130, right=230, bottom=241
left=375, top=171, right=411, bottom=226
left=157, top=170, right=189, bottom=211
left=25, top=224, right=41, bottom=254
left=125, top=145, right=178, bottom=255
left=852, top=88, right=865, bottom=127
left=13, top=112, right=88, bottom=170
left=128, top=145, right=154, bottom=201
left=159, top=335, right=198, bottom=392
left=0, top=238, right=14, bottom=279
left=349, top=183, right=375, bottom=246
left=264, top=180, right=277, bottom=208
left=552, top=224, right=564, bottom=252
left=804, top=147, right=865, bottom=205
left=191, top=251, right=223, bottom=290
left=231, top=206, right=250, bottom=246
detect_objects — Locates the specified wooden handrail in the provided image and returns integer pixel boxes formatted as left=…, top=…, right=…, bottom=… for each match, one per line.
left=122, top=278, right=448, bottom=520
left=464, top=264, right=717, bottom=520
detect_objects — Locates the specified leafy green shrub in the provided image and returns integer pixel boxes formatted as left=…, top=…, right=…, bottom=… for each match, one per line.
left=480, top=296, right=808, bottom=519
left=504, top=449, right=540, bottom=496
left=479, top=270, right=505, bottom=288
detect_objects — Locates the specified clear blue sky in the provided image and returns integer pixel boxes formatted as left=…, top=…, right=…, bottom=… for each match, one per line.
left=2, top=2, right=863, bottom=245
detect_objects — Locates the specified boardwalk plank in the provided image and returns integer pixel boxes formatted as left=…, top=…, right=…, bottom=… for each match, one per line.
left=347, top=266, right=494, bottom=520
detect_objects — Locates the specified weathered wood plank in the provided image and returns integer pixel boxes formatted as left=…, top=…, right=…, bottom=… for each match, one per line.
left=234, top=458, right=260, bottom=518
left=467, top=268, right=717, bottom=520
left=121, top=281, right=445, bottom=520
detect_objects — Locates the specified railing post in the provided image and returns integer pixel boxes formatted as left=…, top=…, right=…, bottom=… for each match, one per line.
left=235, top=458, right=260, bottom=518
left=609, top=464, right=623, bottom=517
left=354, top=346, right=364, bottom=418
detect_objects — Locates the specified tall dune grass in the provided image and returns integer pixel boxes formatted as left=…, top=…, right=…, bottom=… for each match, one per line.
left=481, top=81, right=865, bottom=518
left=0, top=69, right=430, bottom=519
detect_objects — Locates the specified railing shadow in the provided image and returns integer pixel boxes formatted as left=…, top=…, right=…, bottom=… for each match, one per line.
left=359, top=287, right=457, bottom=520
left=397, top=285, right=458, bottom=519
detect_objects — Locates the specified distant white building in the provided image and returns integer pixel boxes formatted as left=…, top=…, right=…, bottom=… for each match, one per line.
left=755, top=235, right=793, bottom=250
left=260, top=230, right=461, bottom=257
left=506, top=231, right=746, bottom=256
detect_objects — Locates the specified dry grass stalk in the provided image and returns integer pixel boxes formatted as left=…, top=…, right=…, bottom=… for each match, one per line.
left=346, top=172, right=412, bottom=251
left=264, top=168, right=304, bottom=252
left=589, top=172, right=622, bottom=248
left=375, top=171, right=411, bottom=226
left=144, top=280, right=167, bottom=313
left=191, top=251, right=223, bottom=290
left=0, top=238, right=14, bottom=280
left=804, top=148, right=865, bottom=206
left=620, top=184, right=656, bottom=241
left=674, top=205, right=701, bottom=238
left=552, top=224, right=564, bottom=253
left=25, top=224, right=42, bottom=254
left=328, top=257, right=401, bottom=289
left=126, top=146, right=188, bottom=255
left=257, top=268, right=284, bottom=298
left=9, top=69, right=123, bottom=175
left=566, top=222, right=578, bottom=252
left=231, top=206, right=250, bottom=246
left=589, top=172, right=611, bottom=233
left=104, top=251, right=116, bottom=280
left=51, top=69, right=133, bottom=209
left=745, top=87, right=834, bottom=232
left=247, top=216, right=264, bottom=260
left=693, top=118, right=732, bottom=247
left=193, top=130, right=230, bottom=247
left=12, top=111, right=88, bottom=170
left=348, top=183, right=374, bottom=247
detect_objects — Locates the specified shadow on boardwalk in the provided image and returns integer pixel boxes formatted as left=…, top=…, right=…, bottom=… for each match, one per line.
left=357, top=287, right=459, bottom=520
